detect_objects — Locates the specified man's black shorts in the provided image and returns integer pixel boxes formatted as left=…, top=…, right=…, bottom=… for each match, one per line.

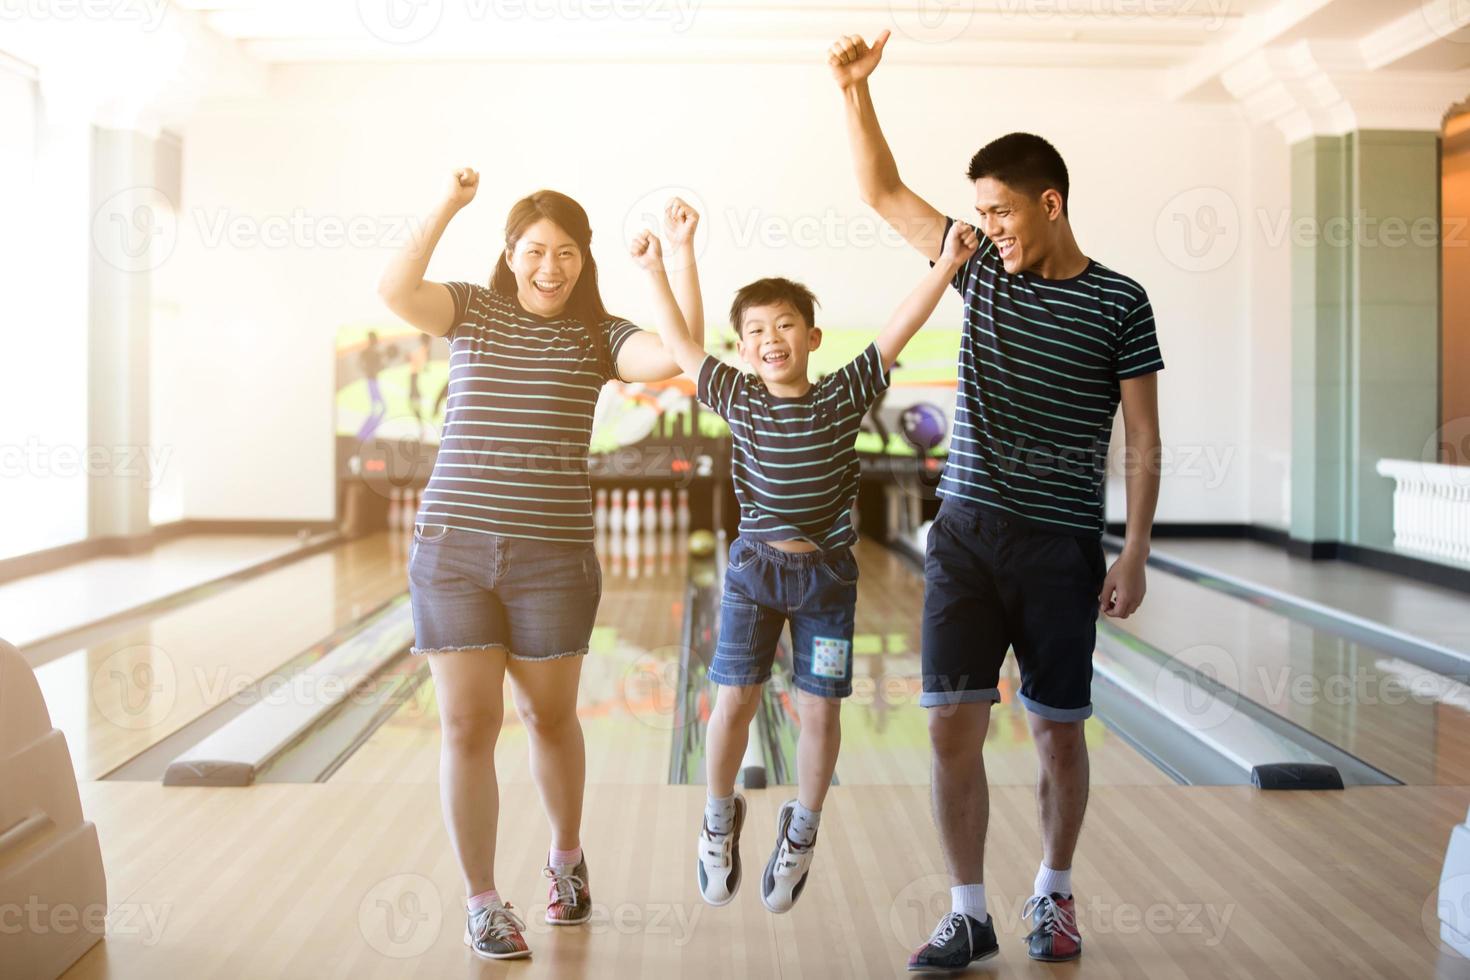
left=920, top=497, right=1108, bottom=721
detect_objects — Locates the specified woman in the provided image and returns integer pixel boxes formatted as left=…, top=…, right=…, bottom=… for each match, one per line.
left=377, top=169, right=702, bottom=960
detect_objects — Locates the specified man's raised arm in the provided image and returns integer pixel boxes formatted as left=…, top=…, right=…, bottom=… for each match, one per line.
left=829, top=31, right=948, bottom=262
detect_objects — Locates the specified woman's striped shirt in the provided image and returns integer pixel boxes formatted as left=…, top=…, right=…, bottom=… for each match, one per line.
left=415, top=281, right=641, bottom=543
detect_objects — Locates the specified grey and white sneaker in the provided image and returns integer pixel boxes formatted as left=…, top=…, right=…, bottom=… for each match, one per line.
left=761, top=799, right=816, bottom=913
left=463, top=901, right=530, bottom=960
left=696, top=793, right=746, bottom=905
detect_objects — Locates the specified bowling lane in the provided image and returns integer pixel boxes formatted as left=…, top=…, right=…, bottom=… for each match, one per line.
left=1109, top=565, right=1470, bottom=785
left=31, top=532, right=412, bottom=780
left=824, top=542, right=1173, bottom=787
left=330, top=525, right=693, bottom=785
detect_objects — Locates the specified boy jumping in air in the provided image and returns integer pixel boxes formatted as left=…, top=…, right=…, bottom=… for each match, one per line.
left=629, top=200, right=979, bottom=913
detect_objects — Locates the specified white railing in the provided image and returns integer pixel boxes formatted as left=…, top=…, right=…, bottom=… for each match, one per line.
left=1376, top=459, right=1470, bottom=564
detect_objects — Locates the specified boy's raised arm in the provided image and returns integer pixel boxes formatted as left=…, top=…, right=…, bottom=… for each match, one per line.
left=875, top=220, right=978, bottom=372
left=662, top=197, right=705, bottom=346
left=629, top=230, right=707, bottom=381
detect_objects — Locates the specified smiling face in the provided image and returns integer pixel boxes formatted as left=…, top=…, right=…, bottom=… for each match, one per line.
left=973, top=176, right=1063, bottom=276
left=737, top=301, right=821, bottom=388
left=505, top=218, right=583, bottom=317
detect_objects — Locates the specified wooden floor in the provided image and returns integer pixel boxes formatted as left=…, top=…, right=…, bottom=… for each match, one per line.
left=28, top=535, right=410, bottom=780
left=333, top=538, right=1169, bottom=789
left=1155, top=539, right=1470, bottom=655
left=1114, top=568, right=1470, bottom=785
left=4, top=533, right=308, bottom=650
left=64, top=780, right=1470, bottom=978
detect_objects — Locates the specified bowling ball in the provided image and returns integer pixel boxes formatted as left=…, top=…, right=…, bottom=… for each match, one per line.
left=688, top=530, right=716, bottom=558
left=900, top=403, right=948, bottom=451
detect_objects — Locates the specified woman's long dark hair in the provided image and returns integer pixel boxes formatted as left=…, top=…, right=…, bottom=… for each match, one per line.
left=490, top=190, right=613, bottom=376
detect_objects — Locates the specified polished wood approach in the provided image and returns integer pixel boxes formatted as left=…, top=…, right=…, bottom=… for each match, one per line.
left=30, top=534, right=412, bottom=780
left=61, top=780, right=1470, bottom=978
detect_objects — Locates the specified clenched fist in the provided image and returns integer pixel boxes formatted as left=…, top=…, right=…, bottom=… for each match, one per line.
left=828, top=31, right=890, bottom=89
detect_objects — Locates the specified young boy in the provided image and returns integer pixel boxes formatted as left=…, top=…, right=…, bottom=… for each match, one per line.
left=630, top=209, right=979, bottom=913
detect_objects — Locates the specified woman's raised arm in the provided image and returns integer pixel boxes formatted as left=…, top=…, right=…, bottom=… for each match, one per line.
left=377, top=168, right=479, bottom=337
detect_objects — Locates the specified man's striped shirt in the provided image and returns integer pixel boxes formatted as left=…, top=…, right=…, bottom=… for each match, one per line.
left=937, top=216, right=1164, bottom=536
left=697, top=343, right=890, bottom=550
left=416, top=281, right=641, bottom=543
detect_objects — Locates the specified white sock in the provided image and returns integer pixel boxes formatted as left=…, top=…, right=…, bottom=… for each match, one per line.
left=1034, top=864, right=1072, bottom=898
left=788, top=802, right=821, bottom=847
left=950, top=883, right=987, bottom=923
left=705, top=792, right=736, bottom=835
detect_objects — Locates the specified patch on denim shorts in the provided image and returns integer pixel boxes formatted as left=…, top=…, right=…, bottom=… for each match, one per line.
left=812, top=637, right=850, bottom=679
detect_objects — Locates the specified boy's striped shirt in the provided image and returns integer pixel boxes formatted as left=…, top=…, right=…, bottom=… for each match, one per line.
left=697, top=342, right=890, bottom=550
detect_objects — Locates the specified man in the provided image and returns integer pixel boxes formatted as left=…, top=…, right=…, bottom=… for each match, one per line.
left=828, top=30, right=1164, bottom=971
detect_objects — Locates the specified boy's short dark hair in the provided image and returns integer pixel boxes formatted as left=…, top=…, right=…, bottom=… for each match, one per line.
left=967, top=132, right=1070, bottom=217
left=729, top=277, right=820, bottom=336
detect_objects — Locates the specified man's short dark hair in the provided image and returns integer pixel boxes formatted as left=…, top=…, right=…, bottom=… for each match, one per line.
left=729, top=277, right=820, bottom=336
left=967, top=133, right=1069, bottom=216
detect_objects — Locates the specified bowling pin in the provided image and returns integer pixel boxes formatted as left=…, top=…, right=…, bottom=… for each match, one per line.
left=626, top=526, right=641, bottom=580
left=627, top=489, right=641, bottom=535
left=388, top=487, right=402, bottom=530
left=676, top=488, right=691, bottom=533
left=610, top=488, right=624, bottom=534
left=643, top=527, right=656, bottom=578
left=659, top=488, right=674, bottom=532
left=659, top=528, right=673, bottom=575
left=594, top=488, right=609, bottom=531
left=643, top=490, right=657, bottom=531
left=609, top=522, right=625, bottom=577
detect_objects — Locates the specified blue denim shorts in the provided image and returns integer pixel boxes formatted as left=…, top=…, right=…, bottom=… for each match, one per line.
left=407, top=523, right=602, bottom=660
left=708, top=537, right=858, bottom=699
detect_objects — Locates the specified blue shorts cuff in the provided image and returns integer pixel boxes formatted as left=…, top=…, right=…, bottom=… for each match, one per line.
left=919, top=687, right=1002, bottom=708
left=707, top=667, right=769, bottom=689
left=793, top=677, right=851, bottom=700
left=1018, top=692, right=1092, bottom=722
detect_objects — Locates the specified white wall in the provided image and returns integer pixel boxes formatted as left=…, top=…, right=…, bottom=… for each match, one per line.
left=1244, top=124, right=1293, bottom=530
left=159, top=59, right=1258, bottom=524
